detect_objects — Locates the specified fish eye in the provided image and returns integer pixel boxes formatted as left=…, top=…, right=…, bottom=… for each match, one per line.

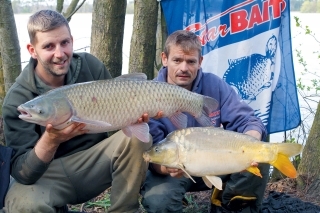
left=155, top=147, right=159, bottom=152
left=38, top=109, right=43, bottom=114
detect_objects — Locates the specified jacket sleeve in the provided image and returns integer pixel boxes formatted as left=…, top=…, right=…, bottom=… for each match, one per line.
left=2, top=84, right=49, bottom=185
left=81, top=53, right=112, bottom=80
left=148, top=118, right=169, bottom=144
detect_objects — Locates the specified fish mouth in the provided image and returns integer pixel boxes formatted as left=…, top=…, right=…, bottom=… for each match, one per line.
left=17, top=106, right=32, bottom=119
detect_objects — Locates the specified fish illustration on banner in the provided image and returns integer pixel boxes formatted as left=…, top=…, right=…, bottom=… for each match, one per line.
left=160, top=0, right=301, bottom=134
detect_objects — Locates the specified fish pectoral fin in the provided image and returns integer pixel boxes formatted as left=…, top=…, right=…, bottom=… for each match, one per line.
left=246, top=166, right=262, bottom=178
left=169, top=112, right=187, bottom=129
left=203, top=176, right=223, bottom=190
left=271, top=153, right=298, bottom=178
left=194, top=96, right=219, bottom=127
left=202, top=176, right=212, bottom=188
left=177, top=164, right=196, bottom=183
left=122, top=126, right=132, bottom=137
left=122, top=123, right=150, bottom=143
left=54, top=119, right=73, bottom=130
left=71, top=116, right=111, bottom=127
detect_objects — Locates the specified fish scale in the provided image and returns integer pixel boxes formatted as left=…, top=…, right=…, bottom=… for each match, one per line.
left=143, top=127, right=303, bottom=189
left=18, top=74, right=219, bottom=142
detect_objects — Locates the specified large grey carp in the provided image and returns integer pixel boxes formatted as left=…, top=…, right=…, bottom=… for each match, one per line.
left=143, top=127, right=303, bottom=189
left=18, top=73, right=219, bottom=142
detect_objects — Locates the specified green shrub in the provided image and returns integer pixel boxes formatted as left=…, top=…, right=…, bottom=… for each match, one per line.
left=300, top=1, right=318, bottom=13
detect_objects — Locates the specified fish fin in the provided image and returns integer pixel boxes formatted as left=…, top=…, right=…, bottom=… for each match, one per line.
left=177, top=164, right=196, bottom=183
left=122, top=123, right=150, bottom=143
left=202, top=176, right=213, bottom=188
left=270, top=153, right=298, bottom=178
left=169, top=112, right=187, bottom=129
left=54, top=119, right=73, bottom=130
left=114, top=73, right=147, bottom=80
left=203, top=96, right=219, bottom=114
left=274, top=143, right=303, bottom=157
left=246, top=94, right=256, bottom=101
left=203, top=176, right=223, bottom=190
left=71, top=116, right=111, bottom=127
left=195, top=96, right=219, bottom=127
left=122, top=125, right=133, bottom=137
left=246, top=166, right=262, bottom=177
left=195, top=112, right=213, bottom=127
left=260, top=81, right=271, bottom=90
left=269, top=143, right=303, bottom=178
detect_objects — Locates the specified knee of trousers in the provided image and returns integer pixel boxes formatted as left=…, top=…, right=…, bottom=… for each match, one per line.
left=130, top=134, right=153, bottom=151
left=5, top=184, right=56, bottom=213
left=141, top=184, right=186, bottom=212
left=5, top=193, right=50, bottom=213
left=142, top=194, right=177, bottom=212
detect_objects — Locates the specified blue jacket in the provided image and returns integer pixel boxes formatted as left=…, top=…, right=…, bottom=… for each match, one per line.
left=149, top=67, right=267, bottom=144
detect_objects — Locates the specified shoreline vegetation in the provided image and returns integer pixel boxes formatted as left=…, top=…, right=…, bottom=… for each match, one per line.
left=10, top=0, right=320, bottom=15
left=12, top=2, right=135, bottom=14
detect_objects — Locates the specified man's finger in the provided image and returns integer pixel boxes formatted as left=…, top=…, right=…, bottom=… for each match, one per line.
left=154, top=111, right=164, bottom=119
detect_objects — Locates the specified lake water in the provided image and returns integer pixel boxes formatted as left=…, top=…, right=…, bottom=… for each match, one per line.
left=14, top=13, right=134, bottom=73
left=14, top=12, right=320, bottom=142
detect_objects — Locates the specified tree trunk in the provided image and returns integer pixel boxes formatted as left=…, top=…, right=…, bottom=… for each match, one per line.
left=63, top=0, right=88, bottom=21
left=56, top=0, right=86, bottom=21
left=0, top=50, right=4, bottom=106
left=0, top=0, right=21, bottom=114
left=154, top=4, right=167, bottom=77
left=91, top=0, right=126, bottom=78
left=56, top=0, right=64, bottom=13
left=129, top=0, right=158, bottom=79
left=63, top=0, right=80, bottom=18
left=297, top=102, right=320, bottom=196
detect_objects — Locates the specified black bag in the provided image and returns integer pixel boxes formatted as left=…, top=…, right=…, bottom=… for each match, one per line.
left=0, top=145, right=13, bottom=209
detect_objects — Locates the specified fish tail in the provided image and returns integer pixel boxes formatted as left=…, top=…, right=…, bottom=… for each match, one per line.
left=195, top=96, right=219, bottom=127
left=203, top=96, right=219, bottom=115
left=275, top=143, right=303, bottom=157
left=269, top=143, right=303, bottom=178
left=270, top=153, right=298, bottom=178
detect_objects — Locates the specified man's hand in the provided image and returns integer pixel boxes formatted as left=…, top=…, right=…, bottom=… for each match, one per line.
left=137, top=111, right=164, bottom=123
left=44, top=123, right=87, bottom=143
left=244, top=130, right=262, bottom=168
left=34, top=122, right=88, bottom=163
left=152, top=164, right=185, bottom=178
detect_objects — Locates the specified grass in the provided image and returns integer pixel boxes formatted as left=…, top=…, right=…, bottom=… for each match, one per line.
left=85, top=196, right=111, bottom=210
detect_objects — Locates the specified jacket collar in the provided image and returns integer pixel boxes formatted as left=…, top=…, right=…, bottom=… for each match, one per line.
left=16, top=53, right=81, bottom=95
